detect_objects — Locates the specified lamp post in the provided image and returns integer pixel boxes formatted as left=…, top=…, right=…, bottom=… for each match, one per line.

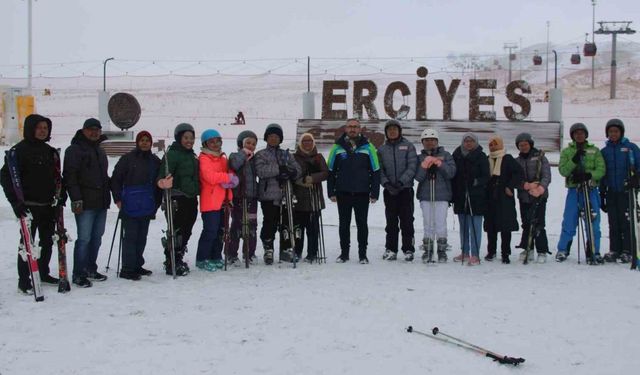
left=27, top=0, right=33, bottom=91
left=591, top=0, right=596, bottom=89
left=103, top=57, right=115, bottom=91
left=545, top=21, right=550, bottom=86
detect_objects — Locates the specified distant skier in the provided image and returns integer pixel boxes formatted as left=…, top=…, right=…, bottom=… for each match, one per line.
left=414, top=128, right=456, bottom=263
left=451, top=133, right=489, bottom=266
left=235, top=111, right=246, bottom=125
left=377, top=119, right=418, bottom=262
left=292, top=133, right=329, bottom=262
left=110, top=130, right=162, bottom=280
left=0, top=114, right=64, bottom=294
left=483, top=135, right=523, bottom=264
left=195, top=129, right=238, bottom=272
left=156, top=123, right=200, bottom=276
left=599, top=119, right=640, bottom=264
left=228, top=130, right=259, bottom=265
left=327, top=118, right=381, bottom=264
left=63, top=118, right=110, bottom=287
left=254, top=123, right=301, bottom=264
left=556, top=123, right=606, bottom=264
left=514, top=133, right=552, bottom=263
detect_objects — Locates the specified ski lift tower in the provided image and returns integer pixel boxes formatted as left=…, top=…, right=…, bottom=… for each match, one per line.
left=594, top=21, right=636, bottom=99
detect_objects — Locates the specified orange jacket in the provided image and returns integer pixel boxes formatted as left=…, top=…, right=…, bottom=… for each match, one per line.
left=199, top=150, right=233, bottom=212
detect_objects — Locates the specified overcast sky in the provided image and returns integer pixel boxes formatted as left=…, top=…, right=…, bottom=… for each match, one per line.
left=2, top=0, right=639, bottom=66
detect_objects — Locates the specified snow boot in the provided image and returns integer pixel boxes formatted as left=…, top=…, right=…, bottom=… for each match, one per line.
left=437, top=238, right=448, bottom=263
left=619, top=253, right=631, bottom=264
left=404, top=251, right=414, bottom=262
left=382, top=249, right=397, bottom=261
left=519, top=250, right=535, bottom=262
left=555, top=251, right=568, bottom=262
left=263, top=239, right=274, bottom=265
left=18, top=279, right=33, bottom=295
left=420, top=238, right=433, bottom=252
left=484, top=253, right=496, bottom=262
left=280, top=248, right=295, bottom=263
left=603, top=252, right=618, bottom=263
left=536, top=253, right=547, bottom=263
left=359, top=256, right=369, bottom=264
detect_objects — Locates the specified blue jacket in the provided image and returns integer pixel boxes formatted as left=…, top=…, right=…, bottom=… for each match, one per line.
left=327, top=134, right=380, bottom=199
left=600, top=137, right=640, bottom=193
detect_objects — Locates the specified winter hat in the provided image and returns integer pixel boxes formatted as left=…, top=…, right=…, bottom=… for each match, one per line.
left=461, top=132, right=478, bottom=146
left=488, top=134, right=504, bottom=150
left=605, top=118, right=625, bottom=137
left=23, top=113, right=52, bottom=142
left=201, top=129, right=221, bottom=145
left=83, top=118, right=102, bottom=129
left=174, top=123, right=195, bottom=142
left=264, top=123, right=283, bottom=143
left=384, top=119, right=402, bottom=138
left=420, top=128, right=438, bottom=140
left=569, top=122, right=589, bottom=141
left=515, top=132, right=534, bottom=148
left=298, top=132, right=316, bottom=151
left=136, top=130, right=152, bottom=145
left=236, top=130, right=258, bottom=148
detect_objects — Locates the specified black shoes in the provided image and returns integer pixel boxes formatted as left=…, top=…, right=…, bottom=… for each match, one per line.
left=136, top=267, right=153, bottom=276
left=40, top=274, right=59, bottom=284
left=484, top=253, right=496, bottom=262
left=119, top=270, right=142, bottom=281
left=87, top=271, right=108, bottom=282
left=73, top=276, right=93, bottom=288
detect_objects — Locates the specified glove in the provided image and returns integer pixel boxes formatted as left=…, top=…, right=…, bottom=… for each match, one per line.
left=304, top=176, right=313, bottom=185
left=384, top=182, right=400, bottom=196
left=278, top=166, right=295, bottom=181
left=571, top=171, right=592, bottom=184
left=627, top=174, right=640, bottom=189
left=221, top=174, right=239, bottom=189
left=600, top=193, right=607, bottom=213
left=71, top=200, right=84, bottom=215
left=11, top=202, right=26, bottom=218
left=572, top=149, right=586, bottom=164
left=427, top=164, right=438, bottom=177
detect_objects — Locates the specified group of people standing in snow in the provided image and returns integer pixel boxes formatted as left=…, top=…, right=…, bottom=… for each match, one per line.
left=2, top=114, right=639, bottom=295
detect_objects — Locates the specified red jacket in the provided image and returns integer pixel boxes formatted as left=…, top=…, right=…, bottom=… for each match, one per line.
left=199, top=150, right=233, bottom=212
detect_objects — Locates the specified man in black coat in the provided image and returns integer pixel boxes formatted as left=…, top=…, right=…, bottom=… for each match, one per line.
left=327, top=118, right=381, bottom=264
left=63, top=118, right=110, bottom=288
left=1, top=114, right=63, bottom=294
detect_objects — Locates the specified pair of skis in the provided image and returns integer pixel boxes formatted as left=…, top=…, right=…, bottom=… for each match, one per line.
left=6, top=149, right=70, bottom=302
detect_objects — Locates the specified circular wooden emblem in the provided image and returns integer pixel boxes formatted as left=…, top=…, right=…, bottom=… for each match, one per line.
left=108, top=92, right=141, bottom=130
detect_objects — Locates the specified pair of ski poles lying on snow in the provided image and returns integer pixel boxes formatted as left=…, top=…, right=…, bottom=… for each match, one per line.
left=406, top=326, right=525, bottom=366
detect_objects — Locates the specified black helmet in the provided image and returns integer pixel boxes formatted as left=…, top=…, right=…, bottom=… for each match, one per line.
left=264, top=123, right=283, bottom=143
left=605, top=118, right=625, bottom=137
left=515, top=132, right=534, bottom=148
left=384, top=119, right=402, bottom=138
left=237, top=130, right=258, bottom=148
left=174, top=123, right=195, bottom=142
left=569, top=123, right=589, bottom=141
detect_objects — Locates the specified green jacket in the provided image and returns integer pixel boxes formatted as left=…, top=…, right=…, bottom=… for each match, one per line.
left=558, top=141, right=606, bottom=188
left=158, top=142, right=200, bottom=198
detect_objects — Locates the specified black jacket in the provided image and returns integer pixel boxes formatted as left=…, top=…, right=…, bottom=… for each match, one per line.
left=63, top=129, right=111, bottom=210
left=327, top=134, right=381, bottom=199
left=1, top=114, right=64, bottom=207
left=484, top=154, right=523, bottom=232
left=110, top=147, right=162, bottom=217
left=451, top=145, right=490, bottom=216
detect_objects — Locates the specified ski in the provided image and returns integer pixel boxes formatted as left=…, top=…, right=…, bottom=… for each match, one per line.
left=6, top=149, right=44, bottom=302
left=52, top=149, right=71, bottom=293
left=241, top=197, right=251, bottom=268
left=161, top=147, right=177, bottom=279
left=281, top=149, right=298, bottom=268
left=628, top=169, right=640, bottom=270
left=523, top=150, right=545, bottom=265
left=222, top=188, right=232, bottom=271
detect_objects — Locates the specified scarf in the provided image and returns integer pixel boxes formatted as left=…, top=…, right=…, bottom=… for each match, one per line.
left=488, top=135, right=505, bottom=176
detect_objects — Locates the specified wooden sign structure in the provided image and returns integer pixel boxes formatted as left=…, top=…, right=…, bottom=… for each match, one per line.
left=298, top=66, right=561, bottom=152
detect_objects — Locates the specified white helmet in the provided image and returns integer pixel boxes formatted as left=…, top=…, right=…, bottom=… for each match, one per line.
left=421, top=128, right=439, bottom=140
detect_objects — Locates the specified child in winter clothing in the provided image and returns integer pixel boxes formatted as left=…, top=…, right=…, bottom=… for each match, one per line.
left=157, top=123, right=200, bottom=276
left=228, top=130, right=259, bottom=265
left=293, top=133, right=329, bottom=262
left=557, top=122, right=606, bottom=264
left=451, top=132, right=490, bottom=266
left=110, top=130, right=162, bottom=280
left=377, top=120, right=418, bottom=261
left=254, top=123, right=301, bottom=264
left=599, top=119, right=640, bottom=264
left=514, top=133, right=552, bottom=264
left=483, top=135, right=523, bottom=264
left=195, top=129, right=238, bottom=272
left=414, top=128, right=456, bottom=263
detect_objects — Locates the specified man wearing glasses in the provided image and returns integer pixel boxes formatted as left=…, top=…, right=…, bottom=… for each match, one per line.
left=327, top=119, right=381, bottom=264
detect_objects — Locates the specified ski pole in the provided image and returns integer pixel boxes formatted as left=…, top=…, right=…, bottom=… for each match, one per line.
left=406, top=326, right=525, bottom=366
left=116, top=223, right=123, bottom=277
left=105, top=214, right=121, bottom=272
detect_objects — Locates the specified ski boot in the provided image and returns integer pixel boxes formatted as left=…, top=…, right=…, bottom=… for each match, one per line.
left=404, top=251, right=414, bottom=262
left=603, top=252, right=618, bottom=263
left=619, top=253, right=631, bottom=264
left=263, top=239, right=274, bottom=265
left=555, top=251, right=568, bottom=262
left=280, top=248, right=295, bottom=263
left=437, top=238, right=448, bottom=263
left=421, top=238, right=434, bottom=263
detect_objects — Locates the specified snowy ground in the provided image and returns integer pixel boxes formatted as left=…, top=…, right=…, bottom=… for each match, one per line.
left=0, top=160, right=639, bottom=374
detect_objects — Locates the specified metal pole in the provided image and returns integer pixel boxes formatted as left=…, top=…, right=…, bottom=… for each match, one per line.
left=519, top=37, right=522, bottom=80
left=103, top=57, right=115, bottom=91
left=545, top=21, right=550, bottom=86
left=591, top=0, right=596, bottom=89
left=553, top=50, right=558, bottom=89
left=611, top=33, right=617, bottom=99
left=307, top=56, right=310, bottom=93
left=27, top=0, right=32, bottom=90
